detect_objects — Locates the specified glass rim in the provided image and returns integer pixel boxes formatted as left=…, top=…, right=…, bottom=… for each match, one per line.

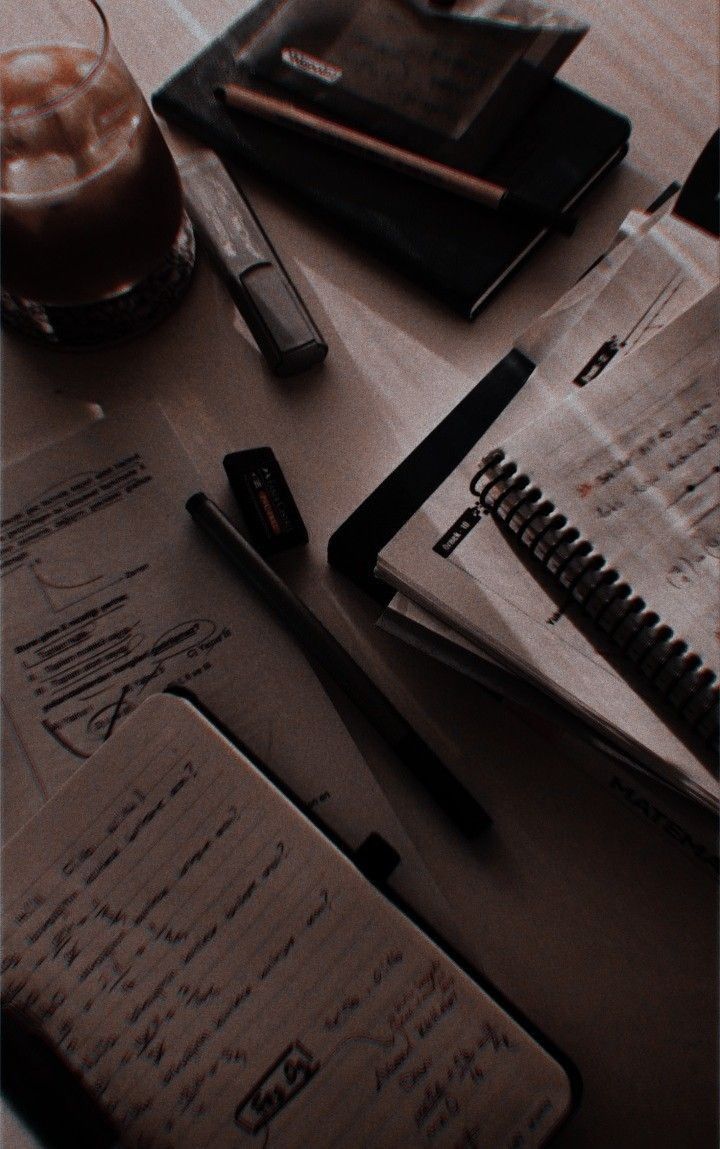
left=0, top=0, right=110, bottom=126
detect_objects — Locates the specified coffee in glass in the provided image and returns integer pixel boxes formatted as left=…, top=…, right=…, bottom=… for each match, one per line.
left=0, top=1, right=195, bottom=346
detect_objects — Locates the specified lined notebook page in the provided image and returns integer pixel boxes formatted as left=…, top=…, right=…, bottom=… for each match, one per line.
left=1, top=695, right=571, bottom=1148
left=491, top=287, right=719, bottom=677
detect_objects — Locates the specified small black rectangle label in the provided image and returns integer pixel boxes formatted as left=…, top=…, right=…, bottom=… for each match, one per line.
left=433, top=505, right=482, bottom=557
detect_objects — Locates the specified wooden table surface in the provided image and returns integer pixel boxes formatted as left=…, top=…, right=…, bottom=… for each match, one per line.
left=2, top=2, right=718, bottom=1146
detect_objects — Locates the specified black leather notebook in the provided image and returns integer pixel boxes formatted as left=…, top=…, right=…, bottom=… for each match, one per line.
left=152, top=0, right=631, bottom=318
left=328, top=349, right=535, bottom=601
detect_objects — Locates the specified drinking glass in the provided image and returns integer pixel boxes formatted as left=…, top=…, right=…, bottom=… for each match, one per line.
left=0, top=0, right=195, bottom=347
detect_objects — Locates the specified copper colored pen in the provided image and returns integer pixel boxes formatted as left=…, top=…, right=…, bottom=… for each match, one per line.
left=216, top=82, right=576, bottom=235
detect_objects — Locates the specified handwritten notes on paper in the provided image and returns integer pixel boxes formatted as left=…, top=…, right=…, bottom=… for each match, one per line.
left=0, top=405, right=467, bottom=947
left=498, top=287, right=720, bottom=676
left=0, top=419, right=240, bottom=794
left=0, top=404, right=440, bottom=936
left=1, top=450, right=153, bottom=576
left=1, top=695, right=572, bottom=1147
left=376, top=266, right=719, bottom=802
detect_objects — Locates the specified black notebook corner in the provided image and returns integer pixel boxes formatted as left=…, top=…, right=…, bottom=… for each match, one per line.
left=327, top=348, right=535, bottom=601
left=153, top=1, right=631, bottom=318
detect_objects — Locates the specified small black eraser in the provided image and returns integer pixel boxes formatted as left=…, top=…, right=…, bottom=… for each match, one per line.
left=223, top=447, right=308, bottom=555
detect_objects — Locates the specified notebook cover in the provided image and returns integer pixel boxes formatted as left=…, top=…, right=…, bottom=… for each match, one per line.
left=673, top=130, right=720, bottom=237
left=152, top=0, right=631, bottom=318
left=327, top=348, right=535, bottom=601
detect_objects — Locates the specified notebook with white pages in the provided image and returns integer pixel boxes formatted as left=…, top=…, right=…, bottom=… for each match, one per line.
left=377, top=288, right=719, bottom=809
left=0, top=693, right=576, bottom=1148
left=475, top=287, right=718, bottom=741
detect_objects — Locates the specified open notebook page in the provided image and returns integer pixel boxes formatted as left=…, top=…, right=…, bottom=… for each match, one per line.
left=1, top=694, right=572, bottom=1148
left=489, top=286, right=719, bottom=679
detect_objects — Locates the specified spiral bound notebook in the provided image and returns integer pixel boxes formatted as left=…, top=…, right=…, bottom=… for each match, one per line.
left=472, top=288, right=719, bottom=751
left=376, top=284, right=719, bottom=808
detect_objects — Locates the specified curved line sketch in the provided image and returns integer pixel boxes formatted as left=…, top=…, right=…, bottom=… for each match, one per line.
left=33, top=569, right=105, bottom=591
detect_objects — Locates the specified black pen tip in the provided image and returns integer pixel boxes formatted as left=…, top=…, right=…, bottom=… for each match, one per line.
left=186, top=491, right=208, bottom=515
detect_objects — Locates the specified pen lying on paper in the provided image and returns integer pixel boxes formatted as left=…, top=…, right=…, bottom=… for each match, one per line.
left=216, top=83, right=577, bottom=235
left=186, top=492, right=491, bottom=837
left=179, top=151, right=327, bottom=377
left=1, top=1006, right=121, bottom=1149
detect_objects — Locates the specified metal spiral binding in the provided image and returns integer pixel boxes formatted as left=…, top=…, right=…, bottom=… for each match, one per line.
left=475, top=450, right=719, bottom=749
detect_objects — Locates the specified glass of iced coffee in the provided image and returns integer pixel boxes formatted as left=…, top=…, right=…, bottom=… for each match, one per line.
left=0, top=1, right=195, bottom=347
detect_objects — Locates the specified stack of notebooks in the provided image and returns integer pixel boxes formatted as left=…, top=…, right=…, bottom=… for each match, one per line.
left=330, top=203, right=720, bottom=815
left=153, top=0, right=630, bottom=317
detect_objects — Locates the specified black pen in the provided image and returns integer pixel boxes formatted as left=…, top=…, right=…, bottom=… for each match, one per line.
left=186, top=492, right=491, bottom=837
left=1, top=1006, right=121, bottom=1149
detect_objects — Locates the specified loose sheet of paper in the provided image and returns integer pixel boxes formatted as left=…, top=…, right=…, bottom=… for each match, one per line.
left=0, top=406, right=452, bottom=937
left=513, top=208, right=719, bottom=436
left=1, top=694, right=572, bottom=1148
